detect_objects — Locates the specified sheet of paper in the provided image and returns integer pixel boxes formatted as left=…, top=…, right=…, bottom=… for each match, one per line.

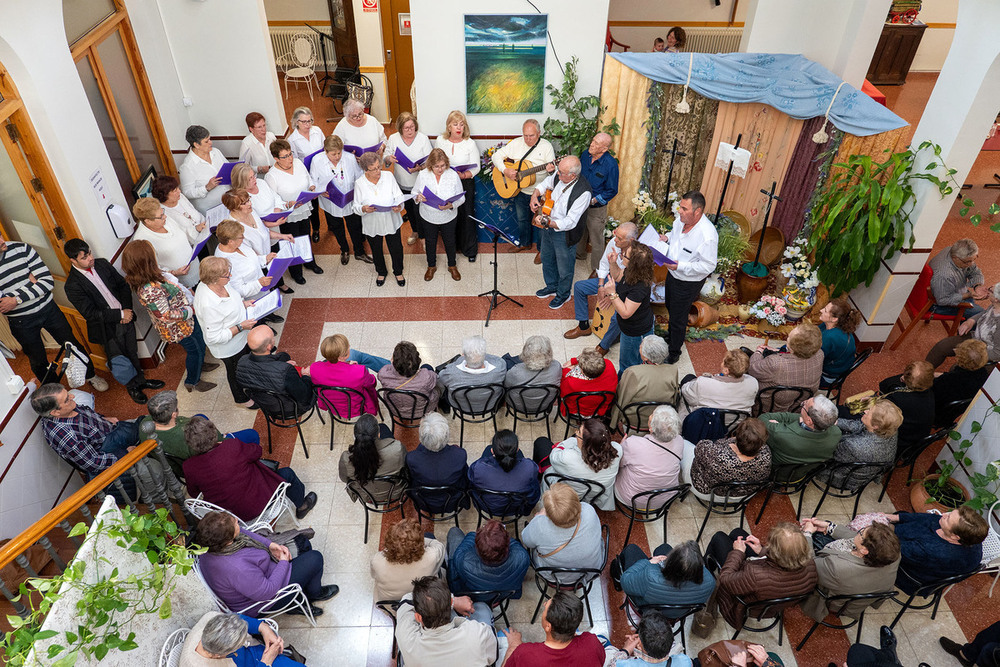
left=303, top=148, right=323, bottom=171
left=731, top=147, right=751, bottom=178
left=274, top=239, right=304, bottom=266
left=292, top=234, right=314, bottom=262
left=637, top=223, right=672, bottom=264
left=261, top=209, right=294, bottom=223
left=216, top=161, right=243, bottom=185
left=246, top=290, right=282, bottom=320
left=394, top=148, right=428, bottom=170
left=205, top=204, right=229, bottom=231
left=326, top=181, right=354, bottom=208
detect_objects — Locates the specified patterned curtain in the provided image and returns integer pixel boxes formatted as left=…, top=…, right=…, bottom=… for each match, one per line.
left=648, top=84, right=719, bottom=208
left=600, top=56, right=653, bottom=223
left=699, top=102, right=804, bottom=234
left=770, top=116, right=838, bottom=243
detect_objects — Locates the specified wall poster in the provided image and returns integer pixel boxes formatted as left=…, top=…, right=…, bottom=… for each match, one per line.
left=464, top=14, right=547, bottom=114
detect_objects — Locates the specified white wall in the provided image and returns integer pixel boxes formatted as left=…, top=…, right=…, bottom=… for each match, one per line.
left=410, top=0, right=611, bottom=138
left=351, top=0, right=389, bottom=122
left=911, top=0, right=958, bottom=72
left=262, top=0, right=329, bottom=22
left=607, top=0, right=747, bottom=54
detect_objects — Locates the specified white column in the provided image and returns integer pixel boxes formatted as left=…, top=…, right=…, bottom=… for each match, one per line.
left=740, top=0, right=891, bottom=87
left=848, top=0, right=1000, bottom=345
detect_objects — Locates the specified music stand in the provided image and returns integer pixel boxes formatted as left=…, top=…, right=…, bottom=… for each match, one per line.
left=303, top=23, right=335, bottom=90
left=472, top=216, right=523, bottom=326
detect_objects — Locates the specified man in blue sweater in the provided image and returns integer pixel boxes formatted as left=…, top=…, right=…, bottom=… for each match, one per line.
left=881, top=507, right=987, bottom=593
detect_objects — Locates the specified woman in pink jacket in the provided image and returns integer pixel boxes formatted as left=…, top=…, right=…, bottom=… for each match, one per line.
left=305, top=334, right=386, bottom=417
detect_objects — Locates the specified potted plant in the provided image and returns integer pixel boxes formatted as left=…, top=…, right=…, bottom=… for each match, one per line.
left=701, top=214, right=750, bottom=305
left=778, top=238, right=820, bottom=320
left=542, top=56, right=620, bottom=156
left=747, top=294, right=787, bottom=334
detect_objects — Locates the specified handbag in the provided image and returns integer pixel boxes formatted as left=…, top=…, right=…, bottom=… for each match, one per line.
left=62, top=342, right=91, bottom=388
left=697, top=640, right=758, bottom=667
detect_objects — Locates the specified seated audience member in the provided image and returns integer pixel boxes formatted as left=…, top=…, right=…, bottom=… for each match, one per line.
left=818, top=297, right=861, bottom=384
left=748, top=323, right=824, bottom=412
left=406, top=412, right=468, bottom=512
left=609, top=335, right=678, bottom=430
left=339, top=413, right=407, bottom=504
left=32, top=383, right=139, bottom=478
left=535, top=418, right=622, bottom=510
left=615, top=405, right=685, bottom=509
left=469, top=430, right=540, bottom=516
left=378, top=340, right=440, bottom=414
left=761, top=395, right=841, bottom=466
left=608, top=610, right=693, bottom=666
left=438, top=335, right=506, bottom=412
left=682, top=417, right=771, bottom=501
left=927, top=281, right=1000, bottom=368
left=560, top=347, right=618, bottom=417
left=880, top=507, right=987, bottom=592
left=194, top=511, right=337, bottom=618
left=705, top=523, right=818, bottom=631
left=521, top=483, right=604, bottom=578
left=798, top=518, right=900, bottom=622
left=614, top=540, right=714, bottom=612
left=679, top=349, right=758, bottom=416
left=933, top=339, right=991, bottom=427
left=181, top=611, right=304, bottom=666
left=876, top=360, right=935, bottom=445
left=501, top=591, right=605, bottom=667
left=823, top=400, right=902, bottom=489
left=396, top=576, right=497, bottom=667
left=305, top=334, right=379, bottom=418
left=940, top=619, right=1000, bottom=667
left=182, top=416, right=316, bottom=522
left=447, top=519, right=531, bottom=599
left=370, top=518, right=445, bottom=601
left=236, top=325, right=317, bottom=416
left=928, top=238, right=987, bottom=318
left=504, top=335, right=563, bottom=411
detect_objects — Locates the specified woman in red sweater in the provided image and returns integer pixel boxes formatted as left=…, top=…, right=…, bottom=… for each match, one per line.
left=560, top=347, right=618, bottom=417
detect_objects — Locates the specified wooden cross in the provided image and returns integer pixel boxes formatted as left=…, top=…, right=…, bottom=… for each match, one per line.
left=661, top=138, right=687, bottom=208
left=751, top=181, right=783, bottom=266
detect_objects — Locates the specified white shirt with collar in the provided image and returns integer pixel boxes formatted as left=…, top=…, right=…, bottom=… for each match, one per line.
left=596, top=237, right=627, bottom=281
left=239, top=131, right=277, bottom=171
left=490, top=136, right=556, bottom=194
left=162, top=193, right=209, bottom=245
left=193, top=283, right=249, bottom=359
left=310, top=151, right=362, bottom=218
left=433, top=137, right=481, bottom=178
left=288, top=126, right=325, bottom=161
left=385, top=131, right=433, bottom=190
left=214, top=246, right=264, bottom=299
left=352, top=171, right=405, bottom=237
left=535, top=173, right=591, bottom=232
left=247, top=180, right=284, bottom=219
left=179, top=148, right=231, bottom=213
left=333, top=115, right=388, bottom=153
left=666, top=213, right=718, bottom=281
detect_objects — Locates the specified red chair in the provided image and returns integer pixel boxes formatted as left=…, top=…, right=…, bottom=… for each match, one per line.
left=889, top=264, right=967, bottom=350
left=606, top=27, right=630, bottom=52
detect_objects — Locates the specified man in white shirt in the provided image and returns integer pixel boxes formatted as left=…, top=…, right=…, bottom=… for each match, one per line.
left=491, top=120, right=556, bottom=255
left=530, top=157, right=592, bottom=310
left=661, top=190, right=717, bottom=364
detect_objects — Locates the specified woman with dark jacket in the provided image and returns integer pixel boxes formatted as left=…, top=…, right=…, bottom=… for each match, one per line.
left=467, top=430, right=540, bottom=516
left=818, top=297, right=861, bottom=384
left=933, top=339, right=991, bottom=427
left=614, top=540, right=715, bottom=615
left=876, top=360, right=936, bottom=446
left=447, top=519, right=531, bottom=599
left=338, top=414, right=407, bottom=504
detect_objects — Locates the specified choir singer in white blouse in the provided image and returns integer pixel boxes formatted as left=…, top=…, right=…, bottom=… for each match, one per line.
left=179, top=125, right=230, bottom=214
left=286, top=108, right=326, bottom=242
left=353, top=152, right=406, bottom=287
left=412, top=148, right=464, bottom=282
left=309, top=135, right=371, bottom=266
left=434, top=110, right=481, bottom=262
left=384, top=112, right=432, bottom=246
left=265, top=139, right=324, bottom=282
left=334, top=99, right=387, bottom=160
left=238, top=112, right=276, bottom=175
left=152, top=174, right=209, bottom=249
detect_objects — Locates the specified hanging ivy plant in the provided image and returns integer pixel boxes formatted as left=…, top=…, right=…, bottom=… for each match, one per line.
left=807, top=141, right=1000, bottom=296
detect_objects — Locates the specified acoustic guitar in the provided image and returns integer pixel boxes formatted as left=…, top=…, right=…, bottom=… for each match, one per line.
left=532, top=188, right=556, bottom=228
left=491, top=156, right=562, bottom=199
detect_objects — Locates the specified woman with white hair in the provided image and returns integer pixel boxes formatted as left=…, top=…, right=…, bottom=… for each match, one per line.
left=405, top=412, right=469, bottom=513
left=614, top=405, right=685, bottom=509
left=333, top=98, right=387, bottom=159
left=288, top=106, right=325, bottom=162
left=504, top=335, right=563, bottom=410
left=438, top=335, right=507, bottom=413
left=181, top=611, right=303, bottom=665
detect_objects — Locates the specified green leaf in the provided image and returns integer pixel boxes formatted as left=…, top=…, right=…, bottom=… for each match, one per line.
left=963, top=197, right=975, bottom=207
left=94, top=644, right=109, bottom=661
left=925, top=162, right=937, bottom=170
left=959, top=207, right=970, bottom=217
left=971, top=214, right=982, bottom=226
left=68, top=522, right=88, bottom=538
left=34, top=630, right=58, bottom=641
left=158, top=596, right=172, bottom=619
left=990, top=203, right=1000, bottom=215
left=972, top=420, right=982, bottom=433
left=51, top=651, right=78, bottom=667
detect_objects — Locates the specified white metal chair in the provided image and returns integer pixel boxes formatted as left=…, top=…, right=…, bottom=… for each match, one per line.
left=981, top=499, right=1000, bottom=597
left=280, top=33, right=320, bottom=100
left=184, top=482, right=299, bottom=532
left=193, top=558, right=317, bottom=627
left=159, top=628, right=188, bottom=667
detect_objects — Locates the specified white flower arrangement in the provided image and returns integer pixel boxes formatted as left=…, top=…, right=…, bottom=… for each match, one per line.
left=748, top=294, right=788, bottom=326
left=780, top=239, right=820, bottom=289
left=633, top=190, right=657, bottom=216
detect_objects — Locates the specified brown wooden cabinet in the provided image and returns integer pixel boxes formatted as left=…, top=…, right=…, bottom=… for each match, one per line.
left=866, top=21, right=927, bottom=86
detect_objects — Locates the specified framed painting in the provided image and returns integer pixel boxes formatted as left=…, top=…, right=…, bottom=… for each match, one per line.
left=465, top=14, right=547, bottom=114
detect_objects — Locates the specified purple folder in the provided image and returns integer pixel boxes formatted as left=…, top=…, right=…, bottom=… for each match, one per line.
left=326, top=181, right=355, bottom=208
left=253, top=257, right=297, bottom=298
left=394, top=148, right=428, bottom=170
left=650, top=246, right=676, bottom=266
left=450, top=163, right=477, bottom=173
left=344, top=142, right=383, bottom=158
left=293, top=191, right=323, bottom=207
left=303, top=148, right=323, bottom=171
left=421, top=187, right=464, bottom=209
left=189, top=237, right=210, bottom=263
left=261, top=209, right=293, bottom=223
left=215, top=161, right=243, bottom=185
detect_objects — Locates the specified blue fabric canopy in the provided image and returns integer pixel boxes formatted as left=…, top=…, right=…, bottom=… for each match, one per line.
left=609, top=52, right=907, bottom=137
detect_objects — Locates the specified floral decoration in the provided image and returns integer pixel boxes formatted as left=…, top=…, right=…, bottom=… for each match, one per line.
left=478, top=142, right=507, bottom=184
left=779, top=238, right=820, bottom=289
left=633, top=190, right=657, bottom=217
left=748, top=294, right=787, bottom=326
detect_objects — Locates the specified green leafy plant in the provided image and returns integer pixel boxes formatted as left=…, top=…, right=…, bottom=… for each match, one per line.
left=2, top=506, right=203, bottom=666
left=712, top=215, right=751, bottom=275
left=543, top=56, right=620, bottom=157
left=807, top=141, right=1000, bottom=296
left=922, top=405, right=1000, bottom=511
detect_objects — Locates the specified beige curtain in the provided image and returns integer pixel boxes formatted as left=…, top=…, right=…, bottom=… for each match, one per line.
left=600, top=56, right=653, bottom=223
left=649, top=84, right=719, bottom=207
left=700, top=102, right=803, bottom=233
left=828, top=127, right=909, bottom=183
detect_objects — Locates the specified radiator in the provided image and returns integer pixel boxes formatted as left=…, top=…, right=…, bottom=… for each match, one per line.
left=684, top=27, right=743, bottom=54
left=269, top=26, right=336, bottom=69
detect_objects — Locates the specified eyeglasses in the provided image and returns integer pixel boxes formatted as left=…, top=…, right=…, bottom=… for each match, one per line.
left=277, top=153, right=292, bottom=160
left=349, top=113, right=364, bottom=120
left=153, top=213, right=167, bottom=220
left=300, top=118, right=314, bottom=125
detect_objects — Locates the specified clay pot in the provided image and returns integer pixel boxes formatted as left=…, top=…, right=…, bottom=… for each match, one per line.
left=737, top=266, right=769, bottom=303
left=688, top=301, right=720, bottom=328
left=909, top=474, right=970, bottom=513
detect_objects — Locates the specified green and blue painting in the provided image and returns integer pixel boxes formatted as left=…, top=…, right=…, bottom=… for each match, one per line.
left=465, top=14, right=547, bottom=114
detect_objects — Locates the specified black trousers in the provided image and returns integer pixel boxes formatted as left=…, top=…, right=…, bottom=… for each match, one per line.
left=306, top=203, right=321, bottom=235
left=402, top=188, right=423, bottom=239
left=102, top=320, right=146, bottom=386
left=664, top=273, right=705, bottom=356
left=222, top=343, right=251, bottom=403
left=706, top=527, right=753, bottom=571
left=279, top=217, right=312, bottom=282
left=368, top=230, right=404, bottom=277
left=612, top=543, right=674, bottom=584
left=424, top=220, right=458, bottom=267
left=327, top=212, right=365, bottom=256
left=455, top=178, right=477, bottom=259
left=9, top=301, right=95, bottom=383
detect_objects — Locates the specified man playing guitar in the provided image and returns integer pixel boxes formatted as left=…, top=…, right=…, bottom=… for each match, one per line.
left=490, top=120, right=555, bottom=259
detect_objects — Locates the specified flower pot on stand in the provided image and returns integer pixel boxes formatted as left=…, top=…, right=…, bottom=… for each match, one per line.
left=782, top=285, right=816, bottom=322
left=737, top=262, right=769, bottom=303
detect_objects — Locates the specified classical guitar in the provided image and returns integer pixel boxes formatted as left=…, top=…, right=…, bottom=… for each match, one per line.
left=491, top=156, right=563, bottom=199
left=532, top=188, right=556, bottom=228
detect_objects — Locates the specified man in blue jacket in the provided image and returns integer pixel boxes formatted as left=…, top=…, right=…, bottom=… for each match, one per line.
left=576, top=133, right=620, bottom=271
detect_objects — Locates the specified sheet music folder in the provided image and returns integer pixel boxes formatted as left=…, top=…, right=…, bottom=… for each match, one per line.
left=471, top=216, right=519, bottom=247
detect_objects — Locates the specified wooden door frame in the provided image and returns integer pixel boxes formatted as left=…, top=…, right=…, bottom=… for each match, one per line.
left=380, top=0, right=400, bottom=118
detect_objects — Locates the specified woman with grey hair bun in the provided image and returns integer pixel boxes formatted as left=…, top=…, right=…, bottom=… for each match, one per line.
left=178, top=124, right=231, bottom=214
left=182, top=610, right=304, bottom=664
left=614, top=405, right=685, bottom=509
left=406, top=413, right=470, bottom=513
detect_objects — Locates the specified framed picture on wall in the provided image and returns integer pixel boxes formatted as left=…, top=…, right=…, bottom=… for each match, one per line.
left=131, top=165, right=158, bottom=202
left=464, top=14, right=547, bottom=114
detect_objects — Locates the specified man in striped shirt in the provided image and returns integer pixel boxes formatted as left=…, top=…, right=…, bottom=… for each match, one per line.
left=0, top=240, right=107, bottom=390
